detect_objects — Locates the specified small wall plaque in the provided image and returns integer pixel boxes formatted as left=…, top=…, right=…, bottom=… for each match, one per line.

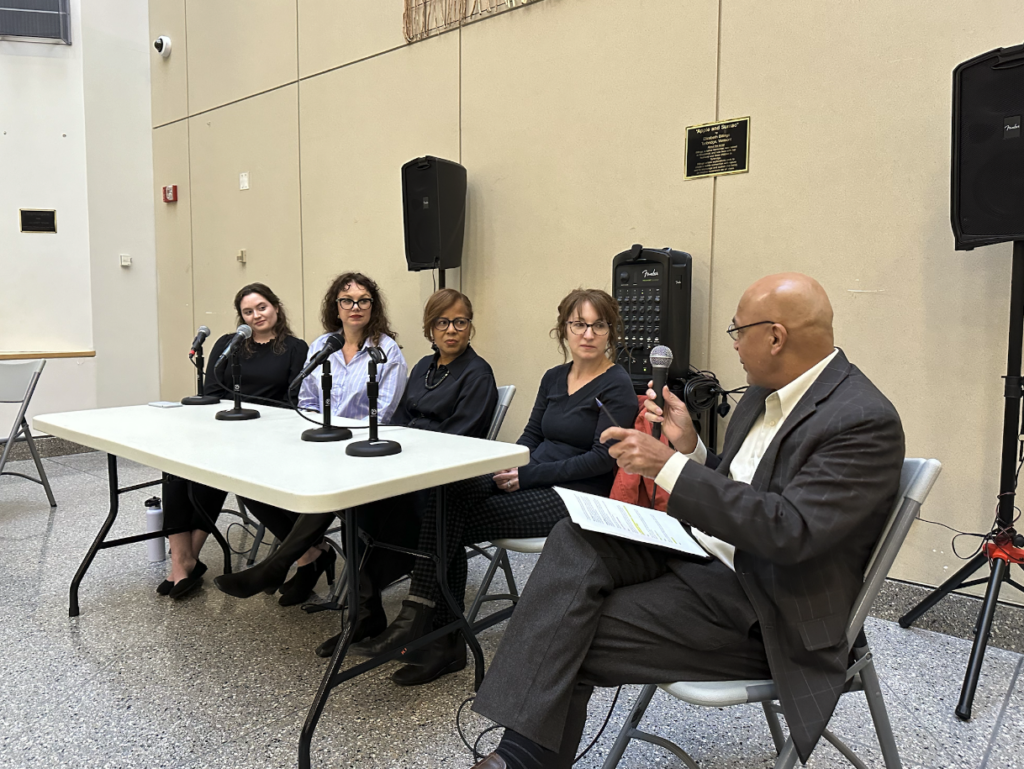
left=20, top=209, right=57, bottom=233
left=684, top=117, right=751, bottom=180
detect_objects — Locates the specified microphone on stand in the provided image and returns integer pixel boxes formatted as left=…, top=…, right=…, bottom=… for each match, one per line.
left=346, top=346, right=402, bottom=457
left=649, top=345, right=673, bottom=440
left=296, top=334, right=352, bottom=442
left=182, top=325, right=219, bottom=405
left=215, top=324, right=253, bottom=368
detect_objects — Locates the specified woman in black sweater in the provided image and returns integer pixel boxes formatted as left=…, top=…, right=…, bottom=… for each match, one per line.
left=214, top=289, right=499, bottom=644
left=159, top=283, right=309, bottom=599
left=353, top=288, right=637, bottom=686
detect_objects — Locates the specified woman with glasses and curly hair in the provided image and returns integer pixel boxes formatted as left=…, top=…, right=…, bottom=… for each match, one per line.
left=351, top=288, right=637, bottom=686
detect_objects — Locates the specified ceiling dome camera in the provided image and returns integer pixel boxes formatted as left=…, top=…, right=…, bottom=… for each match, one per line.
left=154, top=36, right=172, bottom=58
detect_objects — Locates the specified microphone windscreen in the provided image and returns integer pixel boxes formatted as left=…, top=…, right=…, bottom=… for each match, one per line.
left=198, top=325, right=211, bottom=336
left=324, top=333, right=344, bottom=353
left=650, top=345, right=673, bottom=369
left=237, top=324, right=253, bottom=339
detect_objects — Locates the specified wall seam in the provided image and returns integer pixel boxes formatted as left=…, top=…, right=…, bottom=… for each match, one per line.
left=184, top=0, right=197, bottom=342
left=706, top=0, right=724, bottom=376
left=295, top=0, right=305, bottom=333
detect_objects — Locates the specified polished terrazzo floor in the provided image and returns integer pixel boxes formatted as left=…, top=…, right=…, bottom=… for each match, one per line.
left=2, top=452, right=1024, bottom=769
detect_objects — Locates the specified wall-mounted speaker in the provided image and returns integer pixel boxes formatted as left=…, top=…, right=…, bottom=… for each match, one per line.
left=951, top=43, right=1024, bottom=250
left=402, top=156, right=467, bottom=271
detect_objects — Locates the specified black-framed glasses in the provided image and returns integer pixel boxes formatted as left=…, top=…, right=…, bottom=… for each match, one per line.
left=568, top=320, right=611, bottom=336
left=726, top=320, right=777, bottom=341
left=337, top=297, right=373, bottom=310
left=433, top=317, right=471, bottom=331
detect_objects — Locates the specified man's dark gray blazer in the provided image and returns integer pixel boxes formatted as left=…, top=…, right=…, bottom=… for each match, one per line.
left=670, top=348, right=905, bottom=760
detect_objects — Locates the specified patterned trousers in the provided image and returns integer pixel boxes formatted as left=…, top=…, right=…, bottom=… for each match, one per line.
left=407, top=474, right=569, bottom=626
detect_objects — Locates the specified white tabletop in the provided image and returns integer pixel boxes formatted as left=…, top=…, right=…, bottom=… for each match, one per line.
left=34, top=404, right=530, bottom=513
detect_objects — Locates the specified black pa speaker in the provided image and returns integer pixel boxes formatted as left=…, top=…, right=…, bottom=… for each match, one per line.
left=952, top=43, right=1024, bottom=250
left=402, top=156, right=467, bottom=271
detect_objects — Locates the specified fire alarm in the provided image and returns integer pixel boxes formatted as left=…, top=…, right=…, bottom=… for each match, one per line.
left=162, top=185, right=178, bottom=203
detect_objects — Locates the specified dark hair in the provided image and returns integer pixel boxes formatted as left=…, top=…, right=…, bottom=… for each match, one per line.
left=233, top=282, right=294, bottom=355
left=550, top=288, right=622, bottom=361
left=319, top=272, right=398, bottom=346
left=422, top=288, right=475, bottom=343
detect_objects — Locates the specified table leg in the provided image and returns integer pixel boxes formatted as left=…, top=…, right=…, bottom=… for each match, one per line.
left=299, top=509, right=359, bottom=769
left=69, top=454, right=120, bottom=617
left=434, top=485, right=487, bottom=690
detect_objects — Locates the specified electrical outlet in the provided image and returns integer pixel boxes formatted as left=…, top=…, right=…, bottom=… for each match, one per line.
left=119, top=254, right=132, bottom=267
left=239, top=172, right=249, bottom=190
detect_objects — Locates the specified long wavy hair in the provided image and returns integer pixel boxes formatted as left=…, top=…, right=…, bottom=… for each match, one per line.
left=233, top=283, right=295, bottom=355
left=550, top=288, right=622, bottom=362
left=319, top=272, right=399, bottom=347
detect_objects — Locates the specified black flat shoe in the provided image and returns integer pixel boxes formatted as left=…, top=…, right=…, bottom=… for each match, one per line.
left=156, top=579, right=174, bottom=596
left=315, top=576, right=387, bottom=658
left=390, top=632, right=466, bottom=686
left=279, top=547, right=336, bottom=607
left=349, top=600, right=434, bottom=658
left=169, top=560, right=207, bottom=600
left=214, top=558, right=290, bottom=599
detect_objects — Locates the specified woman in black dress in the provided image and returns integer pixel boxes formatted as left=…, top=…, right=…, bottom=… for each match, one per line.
left=353, top=288, right=638, bottom=686
left=214, top=289, right=499, bottom=650
left=159, top=283, right=309, bottom=599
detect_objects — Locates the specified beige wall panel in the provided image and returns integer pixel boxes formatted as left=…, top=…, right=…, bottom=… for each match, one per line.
left=712, top=1, right=1022, bottom=597
left=186, top=0, right=297, bottom=115
left=299, top=34, right=459, bottom=358
left=152, top=121, right=195, bottom=401
left=298, top=0, right=407, bottom=79
left=461, top=0, right=719, bottom=440
left=149, top=0, right=188, bottom=126
left=189, top=86, right=304, bottom=346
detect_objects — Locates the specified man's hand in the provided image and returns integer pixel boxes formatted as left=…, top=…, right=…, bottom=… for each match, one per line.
left=644, top=382, right=699, bottom=454
left=600, top=427, right=677, bottom=479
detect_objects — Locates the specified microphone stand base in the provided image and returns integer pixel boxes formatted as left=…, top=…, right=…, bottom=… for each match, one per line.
left=302, top=426, right=353, bottom=442
left=181, top=395, right=220, bottom=406
left=345, top=439, right=402, bottom=457
left=216, top=407, right=260, bottom=421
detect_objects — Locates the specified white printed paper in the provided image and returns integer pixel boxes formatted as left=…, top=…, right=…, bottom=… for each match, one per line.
left=554, top=486, right=710, bottom=559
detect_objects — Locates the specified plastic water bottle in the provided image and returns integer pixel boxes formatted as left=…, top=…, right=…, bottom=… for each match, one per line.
left=145, top=496, right=166, bottom=563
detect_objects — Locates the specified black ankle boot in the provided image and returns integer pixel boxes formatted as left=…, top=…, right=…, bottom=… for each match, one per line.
left=213, top=513, right=334, bottom=599
left=390, top=632, right=467, bottom=686
left=314, top=573, right=387, bottom=658
left=279, top=547, right=336, bottom=606
left=349, top=600, right=434, bottom=658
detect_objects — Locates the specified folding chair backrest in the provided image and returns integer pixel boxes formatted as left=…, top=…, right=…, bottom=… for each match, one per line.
left=845, top=457, right=942, bottom=647
left=486, top=385, right=516, bottom=441
left=0, top=360, right=45, bottom=404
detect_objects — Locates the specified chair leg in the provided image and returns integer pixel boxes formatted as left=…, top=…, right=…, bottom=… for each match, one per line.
left=22, top=422, right=56, bottom=508
left=467, top=546, right=507, bottom=623
left=498, top=548, right=519, bottom=600
left=859, top=656, right=903, bottom=769
left=762, top=702, right=787, bottom=754
left=771, top=739, right=800, bottom=769
left=247, top=523, right=266, bottom=566
left=601, top=684, right=659, bottom=769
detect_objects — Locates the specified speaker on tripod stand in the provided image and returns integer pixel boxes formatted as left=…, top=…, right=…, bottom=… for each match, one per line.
left=900, top=42, right=1024, bottom=721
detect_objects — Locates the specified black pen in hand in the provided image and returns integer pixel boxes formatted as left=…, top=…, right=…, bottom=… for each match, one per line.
left=595, top=398, right=622, bottom=428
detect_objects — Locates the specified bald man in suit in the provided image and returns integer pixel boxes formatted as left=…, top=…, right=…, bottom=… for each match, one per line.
left=469, top=273, right=905, bottom=769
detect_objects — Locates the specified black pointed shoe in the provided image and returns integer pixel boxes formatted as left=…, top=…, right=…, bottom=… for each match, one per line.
left=315, top=572, right=387, bottom=658
left=279, top=547, right=336, bottom=606
left=349, top=600, right=434, bottom=658
left=169, top=560, right=207, bottom=600
left=390, top=632, right=467, bottom=686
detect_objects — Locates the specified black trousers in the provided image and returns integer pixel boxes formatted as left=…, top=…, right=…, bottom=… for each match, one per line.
left=472, top=518, right=770, bottom=760
left=161, top=474, right=297, bottom=541
left=407, top=474, right=570, bottom=626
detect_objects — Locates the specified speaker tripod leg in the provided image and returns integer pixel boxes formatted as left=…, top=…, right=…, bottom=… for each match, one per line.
left=956, top=558, right=1008, bottom=721
left=898, top=553, right=987, bottom=628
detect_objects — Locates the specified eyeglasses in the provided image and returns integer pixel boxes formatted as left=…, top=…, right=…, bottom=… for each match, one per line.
left=726, top=320, right=777, bottom=341
left=433, top=317, right=471, bottom=331
left=568, top=320, right=611, bottom=336
left=337, top=297, right=373, bottom=310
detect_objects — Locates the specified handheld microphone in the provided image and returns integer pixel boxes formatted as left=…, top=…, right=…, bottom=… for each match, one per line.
left=649, top=345, right=673, bottom=440
left=189, top=326, right=211, bottom=354
left=215, top=324, right=253, bottom=367
left=290, top=333, right=344, bottom=388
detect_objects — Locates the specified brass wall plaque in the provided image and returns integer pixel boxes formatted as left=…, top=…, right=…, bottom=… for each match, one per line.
left=20, top=209, right=57, bottom=233
left=684, top=117, right=750, bottom=180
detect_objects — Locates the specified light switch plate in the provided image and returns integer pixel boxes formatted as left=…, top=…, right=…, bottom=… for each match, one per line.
left=239, top=172, right=249, bottom=190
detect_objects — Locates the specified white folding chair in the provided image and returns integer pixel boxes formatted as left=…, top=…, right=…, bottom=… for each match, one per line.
left=600, top=457, right=942, bottom=769
left=0, top=360, right=56, bottom=507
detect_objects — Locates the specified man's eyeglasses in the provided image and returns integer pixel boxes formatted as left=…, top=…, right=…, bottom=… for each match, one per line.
left=433, top=317, right=471, bottom=331
left=568, top=320, right=611, bottom=336
left=726, top=320, right=776, bottom=341
left=337, top=297, right=373, bottom=310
